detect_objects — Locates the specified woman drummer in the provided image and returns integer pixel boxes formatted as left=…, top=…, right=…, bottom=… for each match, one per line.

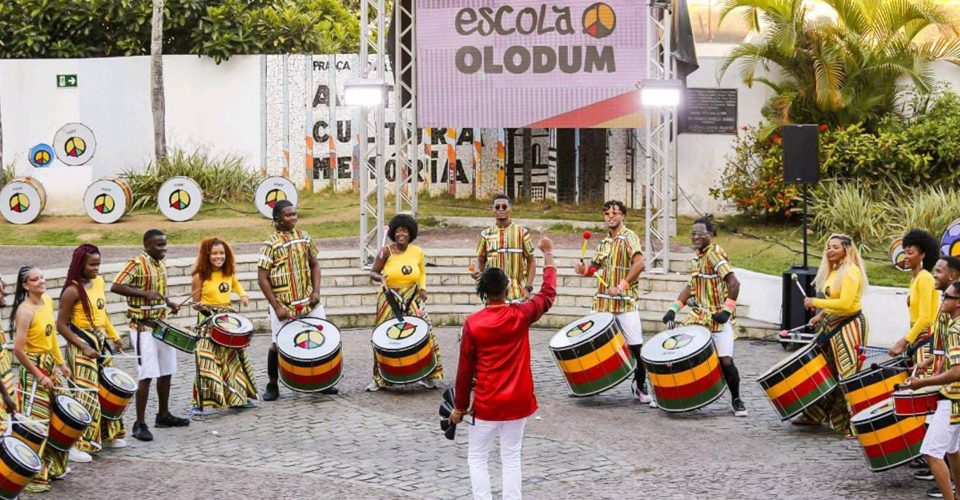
left=190, top=237, right=256, bottom=418
left=11, top=266, right=70, bottom=493
left=366, top=214, right=443, bottom=391
left=889, top=229, right=942, bottom=376
left=56, top=244, right=128, bottom=459
left=0, top=276, right=19, bottom=430
left=796, top=234, right=869, bottom=436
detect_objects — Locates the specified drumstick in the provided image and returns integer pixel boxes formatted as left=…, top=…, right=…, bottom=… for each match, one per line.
left=580, top=231, right=592, bottom=264
left=175, top=288, right=203, bottom=308
left=791, top=273, right=807, bottom=298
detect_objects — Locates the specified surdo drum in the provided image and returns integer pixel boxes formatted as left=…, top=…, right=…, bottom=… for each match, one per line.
left=757, top=342, right=838, bottom=420
left=892, top=386, right=942, bottom=417
left=371, top=316, right=436, bottom=384
left=0, top=436, right=42, bottom=500
left=276, top=318, right=343, bottom=393
left=839, top=359, right=908, bottom=416
left=548, top=312, right=636, bottom=397
left=254, top=176, right=299, bottom=218
left=641, top=325, right=727, bottom=413
left=208, top=313, right=255, bottom=349
left=98, top=366, right=137, bottom=421
left=157, top=176, right=203, bottom=222
left=0, top=177, right=47, bottom=225
left=83, top=177, right=133, bottom=224
left=47, top=394, right=93, bottom=452
left=851, top=398, right=926, bottom=472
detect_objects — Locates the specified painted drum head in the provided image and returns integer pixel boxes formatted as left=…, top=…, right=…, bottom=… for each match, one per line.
left=550, top=312, right=615, bottom=349
left=372, top=316, right=430, bottom=350
left=852, top=398, right=895, bottom=423
left=641, top=325, right=712, bottom=363
left=212, top=313, right=254, bottom=334
left=759, top=341, right=820, bottom=379
left=28, top=144, right=54, bottom=168
left=254, top=176, right=299, bottom=219
left=84, top=178, right=131, bottom=224
left=158, top=176, right=203, bottom=222
left=276, top=318, right=341, bottom=362
left=56, top=394, right=93, bottom=425
left=888, top=237, right=909, bottom=271
left=0, top=177, right=46, bottom=224
left=941, top=219, right=960, bottom=258
left=102, top=367, right=137, bottom=393
left=53, top=123, right=96, bottom=166
left=2, top=436, right=42, bottom=472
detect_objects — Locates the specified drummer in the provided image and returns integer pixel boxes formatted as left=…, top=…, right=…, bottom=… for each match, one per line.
left=190, top=237, right=257, bottom=418
left=10, top=266, right=69, bottom=493
left=0, top=275, right=18, bottom=431
left=661, top=215, right=746, bottom=417
left=56, top=244, right=127, bottom=460
left=473, top=194, right=537, bottom=303
left=112, top=229, right=189, bottom=442
left=258, top=200, right=337, bottom=401
left=904, top=280, right=960, bottom=500
left=574, top=200, right=650, bottom=404
left=367, top=214, right=443, bottom=391
left=795, top=234, right=869, bottom=436
left=889, top=230, right=942, bottom=378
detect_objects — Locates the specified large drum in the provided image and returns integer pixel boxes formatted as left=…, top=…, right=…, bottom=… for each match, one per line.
left=47, top=394, right=93, bottom=452
left=157, top=176, right=203, bottom=222
left=0, top=177, right=46, bottom=225
left=757, top=342, right=838, bottom=420
left=371, top=316, right=436, bottom=384
left=851, top=398, right=926, bottom=472
left=152, top=319, right=200, bottom=354
left=83, top=177, right=133, bottom=224
left=99, top=366, right=138, bottom=421
left=839, top=359, right=908, bottom=416
left=548, top=312, right=636, bottom=397
left=9, top=416, right=45, bottom=453
left=0, top=436, right=42, bottom=500
left=641, top=325, right=727, bottom=413
left=254, top=176, right=299, bottom=218
left=893, top=386, right=942, bottom=417
left=276, top=318, right=343, bottom=393
left=208, top=313, right=255, bottom=349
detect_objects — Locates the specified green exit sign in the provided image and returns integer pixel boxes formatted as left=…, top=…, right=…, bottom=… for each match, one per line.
left=57, top=74, right=77, bottom=88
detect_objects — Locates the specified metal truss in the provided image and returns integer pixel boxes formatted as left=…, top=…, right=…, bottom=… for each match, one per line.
left=644, top=1, right=675, bottom=274
left=394, top=0, right=418, bottom=216
left=358, top=0, right=387, bottom=268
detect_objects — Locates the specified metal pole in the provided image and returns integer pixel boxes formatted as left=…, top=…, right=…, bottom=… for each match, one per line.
left=282, top=53, right=290, bottom=178
left=259, top=55, right=267, bottom=177
left=304, top=56, right=314, bottom=192
left=574, top=128, right=580, bottom=205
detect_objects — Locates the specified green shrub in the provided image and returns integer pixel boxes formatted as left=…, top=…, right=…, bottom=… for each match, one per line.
left=122, top=149, right=261, bottom=210
left=1, top=164, right=13, bottom=186
left=884, top=186, right=960, bottom=241
left=710, top=126, right=800, bottom=220
left=811, top=180, right=888, bottom=250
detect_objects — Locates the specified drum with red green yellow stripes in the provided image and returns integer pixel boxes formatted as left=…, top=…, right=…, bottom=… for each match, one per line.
left=757, top=341, right=837, bottom=420
left=277, top=318, right=343, bottom=393
left=839, top=358, right=908, bottom=416
left=641, top=325, right=727, bottom=412
left=852, top=398, right=926, bottom=472
left=371, top=316, right=436, bottom=384
left=0, top=436, right=41, bottom=500
left=549, top=312, right=636, bottom=397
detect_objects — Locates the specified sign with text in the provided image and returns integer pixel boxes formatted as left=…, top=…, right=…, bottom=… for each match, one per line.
left=679, top=88, right=738, bottom=134
left=416, top=0, right=646, bottom=128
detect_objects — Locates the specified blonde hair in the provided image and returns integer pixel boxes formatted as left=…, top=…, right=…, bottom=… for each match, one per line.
left=813, top=234, right=869, bottom=293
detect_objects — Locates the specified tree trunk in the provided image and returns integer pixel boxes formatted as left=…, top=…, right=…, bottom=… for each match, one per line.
left=0, top=94, right=4, bottom=179
left=522, top=128, right=532, bottom=201
left=150, top=0, right=167, bottom=164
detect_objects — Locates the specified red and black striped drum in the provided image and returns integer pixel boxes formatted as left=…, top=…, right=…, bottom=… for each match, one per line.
left=0, top=436, right=42, bottom=500
left=893, top=386, right=942, bottom=417
left=276, top=318, right=343, bottom=393
left=48, top=394, right=92, bottom=452
left=549, top=312, right=636, bottom=397
left=9, top=415, right=45, bottom=453
left=852, top=398, right=926, bottom=472
left=371, top=316, right=436, bottom=384
left=757, top=342, right=838, bottom=420
left=641, top=325, right=727, bottom=412
left=839, top=359, right=908, bottom=416
left=209, top=313, right=254, bottom=348
left=99, top=366, right=137, bottom=421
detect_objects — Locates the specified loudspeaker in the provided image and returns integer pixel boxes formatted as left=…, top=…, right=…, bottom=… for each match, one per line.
left=782, top=124, right=819, bottom=184
left=781, top=265, right=816, bottom=331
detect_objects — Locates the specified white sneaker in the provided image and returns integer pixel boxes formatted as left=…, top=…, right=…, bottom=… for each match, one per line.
left=54, top=466, right=72, bottom=479
left=632, top=380, right=653, bottom=404
left=69, top=448, right=92, bottom=463
left=365, top=381, right=381, bottom=392
left=107, top=438, right=127, bottom=449
left=649, top=398, right=658, bottom=409
left=417, top=379, right=440, bottom=389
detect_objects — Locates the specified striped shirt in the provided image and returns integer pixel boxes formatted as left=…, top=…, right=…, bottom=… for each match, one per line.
left=113, top=252, right=167, bottom=321
left=591, top=227, right=642, bottom=313
left=257, top=228, right=319, bottom=307
left=941, top=316, right=960, bottom=423
left=685, top=243, right=734, bottom=332
left=476, top=223, right=535, bottom=301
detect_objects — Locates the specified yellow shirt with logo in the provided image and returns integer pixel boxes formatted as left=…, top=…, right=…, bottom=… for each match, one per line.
left=382, top=245, right=426, bottom=290
left=26, top=294, right=63, bottom=365
left=199, top=270, right=246, bottom=307
left=70, top=276, right=121, bottom=342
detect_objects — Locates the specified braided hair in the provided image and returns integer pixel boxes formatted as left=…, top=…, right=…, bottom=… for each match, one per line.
left=272, top=200, right=295, bottom=228
left=63, top=244, right=100, bottom=328
left=9, top=266, right=35, bottom=333
left=694, top=214, right=717, bottom=236
left=476, top=268, right=509, bottom=302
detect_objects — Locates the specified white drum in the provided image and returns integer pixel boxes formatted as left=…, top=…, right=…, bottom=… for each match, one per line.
left=84, top=177, right=133, bottom=224
left=254, top=176, right=299, bottom=218
left=276, top=317, right=343, bottom=393
left=371, top=316, right=435, bottom=384
left=0, top=177, right=46, bottom=225
left=53, top=123, right=97, bottom=166
left=157, top=176, right=203, bottom=222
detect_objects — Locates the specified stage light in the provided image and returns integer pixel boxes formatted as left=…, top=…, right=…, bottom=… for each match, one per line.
left=640, top=79, right=684, bottom=107
left=344, top=78, right=388, bottom=107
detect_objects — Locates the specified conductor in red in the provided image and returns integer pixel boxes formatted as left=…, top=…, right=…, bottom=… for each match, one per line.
left=450, top=229, right=556, bottom=500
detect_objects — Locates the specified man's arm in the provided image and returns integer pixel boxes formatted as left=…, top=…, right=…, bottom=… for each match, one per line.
left=258, top=268, right=285, bottom=317
left=454, top=324, right=477, bottom=411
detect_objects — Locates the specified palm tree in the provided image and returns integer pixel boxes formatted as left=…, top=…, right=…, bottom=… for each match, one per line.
left=151, top=0, right=167, bottom=163
left=718, top=0, right=960, bottom=131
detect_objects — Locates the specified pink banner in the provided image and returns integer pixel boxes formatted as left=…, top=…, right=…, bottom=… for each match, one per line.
left=416, top=0, right=646, bottom=128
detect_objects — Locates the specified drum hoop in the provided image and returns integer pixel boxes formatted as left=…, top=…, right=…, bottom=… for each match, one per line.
left=550, top=313, right=618, bottom=350
left=757, top=341, right=823, bottom=382
left=371, top=317, right=430, bottom=350
left=641, top=327, right=713, bottom=365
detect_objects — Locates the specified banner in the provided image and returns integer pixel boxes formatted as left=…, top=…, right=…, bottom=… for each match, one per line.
left=416, top=0, right=646, bottom=128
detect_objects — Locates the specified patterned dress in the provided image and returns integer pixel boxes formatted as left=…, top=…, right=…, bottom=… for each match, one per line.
left=0, top=325, right=16, bottom=433
left=476, top=223, right=535, bottom=302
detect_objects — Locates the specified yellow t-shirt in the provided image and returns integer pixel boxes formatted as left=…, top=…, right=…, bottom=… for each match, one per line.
left=382, top=244, right=426, bottom=290
left=811, top=265, right=863, bottom=317
left=906, top=270, right=939, bottom=343
left=199, top=270, right=246, bottom=307
left=70, top=276, right=120, bottom=341
left=25, top=295, right=63, bottom=364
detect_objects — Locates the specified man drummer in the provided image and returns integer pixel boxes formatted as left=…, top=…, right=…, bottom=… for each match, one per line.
left=111, top=229, right=189, bottom=441
left=574, top=200, right=651, bottom=404
left=905, top=280, right=960, bottom=500
left=258, top=199, right=337, bottom=401
left=661, top=215, right=747, bottom=417
left=474, top=194, right=537, bottom=303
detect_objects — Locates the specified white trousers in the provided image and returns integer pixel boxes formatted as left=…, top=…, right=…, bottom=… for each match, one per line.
left=616, top=310, right=644, bottom=346
left=468, top=417, right=527, bottom=500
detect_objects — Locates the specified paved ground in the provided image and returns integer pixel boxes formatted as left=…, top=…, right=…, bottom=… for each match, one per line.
left=27, top=327, right=929, bottom=500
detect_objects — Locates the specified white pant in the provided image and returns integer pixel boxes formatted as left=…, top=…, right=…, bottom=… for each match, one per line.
left=269, top=303, right=326, bottom=342
left=921, top=399, right=960, bottom=459
left=468, top=418, right=526, bottom=500
left=130, top=326, right=177, bottom=381
left=616, top=310, right=644, bottom=346
left=712, top=322, right=735, bottom=357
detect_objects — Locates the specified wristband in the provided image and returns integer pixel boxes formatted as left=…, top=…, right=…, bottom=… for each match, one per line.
left=618, top=280, right=630, bottom=292
left=669, top=300, right=683, bottom=314
left=723, top=298, right=737, bottom=314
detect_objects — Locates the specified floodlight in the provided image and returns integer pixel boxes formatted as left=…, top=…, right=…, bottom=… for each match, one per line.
left=640, top=79, right=684, bottom=107
left=344, top=78, right=388, bottom=106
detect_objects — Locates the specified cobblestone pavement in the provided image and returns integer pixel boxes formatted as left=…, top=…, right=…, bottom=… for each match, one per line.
left=32, top=328, right=926, bottom=500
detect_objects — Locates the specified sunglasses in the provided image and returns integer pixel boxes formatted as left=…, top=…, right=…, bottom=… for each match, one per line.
left=494, top=204, right=509, bottom=210
left=691, top=231, right=709, bottom=237
left=945, top=294, right=960, bottom=301
left=603, top=211, right=624, bottom=217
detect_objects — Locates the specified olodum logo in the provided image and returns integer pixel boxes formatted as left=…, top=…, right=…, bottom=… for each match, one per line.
left=582, top=3, right=615, bottom=39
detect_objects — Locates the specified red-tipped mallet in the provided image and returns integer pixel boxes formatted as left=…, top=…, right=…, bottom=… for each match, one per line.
left=580, top=231, right=592, bottom=264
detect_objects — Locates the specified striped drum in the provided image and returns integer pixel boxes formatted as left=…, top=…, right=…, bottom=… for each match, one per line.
left=276, top=318, right=343, bottom=393
left=0, top=437, right=42, bottom=500
left=839, top=359, right=908, bottom=416
left=641, top=325, right=726, bottom=412
left=99, top=367, right=137, bottom=420
left=852, top=398, right=926, bottom=472
left=9, top=416, right=45, bottom=453
left=371, top=316, right=436, bottom=384
left=757, top=342, right=837, bottom=420
left=548, top=313, right=636, bottom=397
left=48, top=394, right=93, bottom=452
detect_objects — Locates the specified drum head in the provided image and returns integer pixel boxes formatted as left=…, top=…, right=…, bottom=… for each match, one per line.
left=550, top=312, right=615, bottom=349
left=53, top=123, right=97, bottom=166
left=942, top=219, right=960, bottom=258
left=84, top=178, right=130, bottom=224
left=28, top=144, right=54, bottom=168
left=641, top=325, right=712, bottom=363
left=372, top=316, right=430, bottom=351
left=277, top=318, right=341, bottom=361
left=56, top=394, right=93, bottom=425
left=0, top=178, right=45, bottom=225
left=102, top=367, right=137, bottom=392
left=212, top=313, right=254, bottom=334
left=852, top=398, right=895, bottom=424
left=2, top=437, right=41, bottom=472
left=12, top=415, right=45, bottom=440
left=888, top=237, right=909, bottom=271
left=254, top=176, right=299, bottom=218
left=759, top=341, right=820, bottom=380
left=158, top=176, right=203, bottom=222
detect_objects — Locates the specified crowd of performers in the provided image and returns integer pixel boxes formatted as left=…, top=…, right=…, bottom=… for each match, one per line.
left=0, top=194, right=955, bottom=498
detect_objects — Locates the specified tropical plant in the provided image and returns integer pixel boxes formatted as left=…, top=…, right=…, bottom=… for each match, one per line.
left=718, top=0, right=960, bottom=133
left=122, top=149, right=260, bottom=210
left=810, top=180, right=888, bottom=249
left=883, top=185, right=960, bottom=240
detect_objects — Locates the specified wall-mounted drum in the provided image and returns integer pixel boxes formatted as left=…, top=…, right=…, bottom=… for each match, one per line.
left=0, top=177, right=47, bottom=224
left=158, top=176, right=203, bottom=222
left=888, top=237, right=909, bottom=271
left=941, top=219, right=960, bottom=258
left=53, top=123, right=97, bottom=166
left=84, top=177, right=133, bottom=224
left=254, top=176, right=298, bottom=218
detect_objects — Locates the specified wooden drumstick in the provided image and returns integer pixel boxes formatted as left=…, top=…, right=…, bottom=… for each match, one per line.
left=175, top=288, right=204, bottom=308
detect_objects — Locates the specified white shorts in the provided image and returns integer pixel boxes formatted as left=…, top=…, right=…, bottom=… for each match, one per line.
left=269, top=303, right=326, bottom=342
left=711, top=322, right=735, bottom=358
left=616, top=310, right=644, bottom=346
left=130, top=326, right=177, bottom=381
left=920, top=399, right=960, bottom=459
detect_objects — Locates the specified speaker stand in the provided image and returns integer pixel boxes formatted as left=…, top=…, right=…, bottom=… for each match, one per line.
left=802, top=183, right=809, bottom=268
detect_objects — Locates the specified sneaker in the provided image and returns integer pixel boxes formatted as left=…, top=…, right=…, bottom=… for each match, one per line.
left=916, top=469, right=935, bottom=481
left=631, top=380, right=652, bottom=404
left=928, top=486, right=944, bottom=498
left=242, top=398, right=258, bottom=408
left=190, top=406, right=206, bottom=421
left=732, top=398, right=748, bottom=417
left=155, top=413, right=190, bottom=428
left=53, top=466, right=72, bottom=480
left=107, top=438, right=127, bottom=449
left=132, top=422, right=153, bottom=442
left=262, top=383, right=280, bottom=401
left=320, top=387, right=340, bottom=395
left=365, top=381, right=381, bottom=392
left=417, top=379, right=440, bottom=390
left=68, top=448, right=92, bottom=463
left=911, top=457, right=929, bottom=469
left=649, top=398, right=658, bottom=409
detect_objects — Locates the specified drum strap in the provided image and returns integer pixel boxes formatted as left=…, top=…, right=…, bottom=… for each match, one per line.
left=69, top=325, right=100, bottom=353
left=383, top=288, right=406, bottom=322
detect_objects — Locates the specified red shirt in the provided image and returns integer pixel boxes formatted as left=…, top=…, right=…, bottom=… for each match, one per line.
left=455, top=266, right=557, bottom=421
